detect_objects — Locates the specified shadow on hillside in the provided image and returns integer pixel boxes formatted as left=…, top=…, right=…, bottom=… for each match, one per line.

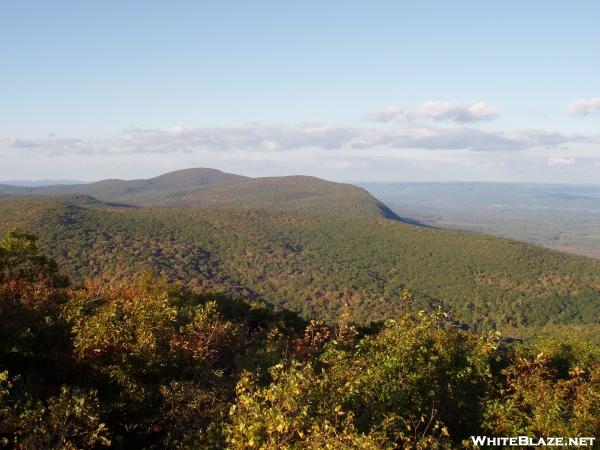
left=397, top=216, right=437, bottom=228
left=377, top=203, right=436, bottom=229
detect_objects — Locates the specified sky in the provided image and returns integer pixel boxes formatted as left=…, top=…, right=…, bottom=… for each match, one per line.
left=1, top=1, right=599, bottom=183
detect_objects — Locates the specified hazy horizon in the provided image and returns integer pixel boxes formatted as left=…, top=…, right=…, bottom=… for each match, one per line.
left=2, top=1, right=598, bottom=183
left=4, top=168, right=600, bottom=187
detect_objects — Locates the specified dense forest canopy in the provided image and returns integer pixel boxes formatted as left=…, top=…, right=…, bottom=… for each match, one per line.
left=1, top=228, right=600, bottom=448
left=1, top=195, right=599, bottom=342
left=2, top=170, right=600, bottom=447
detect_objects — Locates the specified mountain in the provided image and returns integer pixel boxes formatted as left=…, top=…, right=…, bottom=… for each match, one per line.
left=26, top=168, right=249, bottom=199
left=1, top=195, right=599, bottom=341
left=0, top=168, right=398, bottom=219
left=141, top=167, right=250, bottom=188
left=134, top=175, right=400, bottom=219
left=0, top=179, right=87, bottom=187
left=0, top=184, right=34, bottom=195
left=2, top=169, right=600, bottom=342
left=0, top=168, right=245, bottom=195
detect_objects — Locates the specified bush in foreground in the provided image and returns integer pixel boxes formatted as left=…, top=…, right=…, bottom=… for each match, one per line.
left=1, top=229, right=600, bottom=448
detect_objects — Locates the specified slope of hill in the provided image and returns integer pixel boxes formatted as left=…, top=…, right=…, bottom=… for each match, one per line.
left=1, top=196, right=599, bottom=339
left=134, top=175, right=400, bottom=219
left=4, top=226, right=599, bottom=448
left=0, top=169, right=398, bottom=219
left=362, top=182, right=600, bottom=259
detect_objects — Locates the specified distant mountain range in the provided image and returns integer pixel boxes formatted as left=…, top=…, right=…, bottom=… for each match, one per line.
left=0, top=168, right=399, bottom=220
left=0, top=179, right=88, bottom=187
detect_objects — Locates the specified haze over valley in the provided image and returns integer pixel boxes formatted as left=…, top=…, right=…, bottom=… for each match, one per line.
left=362, top=181, right=600, bottom=259
left=2, top=2, right=600, bottom=448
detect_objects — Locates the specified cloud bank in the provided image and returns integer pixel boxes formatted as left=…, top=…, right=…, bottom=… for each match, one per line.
left=369, top=100, right=499, bottom=123
left=547, top=156, right=576, bottom=166
left=416, top=101, right=499, bottom=122
left=0, top=123, right=576, bottom=155
left=565, top=97, right=600, bottom=116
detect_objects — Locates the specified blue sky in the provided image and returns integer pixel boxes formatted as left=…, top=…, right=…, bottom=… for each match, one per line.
left=1, top=1, right=599, bottom=182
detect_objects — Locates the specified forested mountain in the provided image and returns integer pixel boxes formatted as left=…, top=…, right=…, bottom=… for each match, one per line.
left=0, top=168, right=247, bottom=199
left=2, top=227, right=600, bottom=449
left=0, top=169, right=398, bottom=219
left=2, top=169, right=599, bottom=340
left=1, top=195, right=599, bottom=341
left=2, top=174, right=600, bottom=448
left=137, top=176, right=400, bottom=219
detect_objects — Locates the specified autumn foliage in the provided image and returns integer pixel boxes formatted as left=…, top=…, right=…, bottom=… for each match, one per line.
left=1, top=229, right=599, bottom=448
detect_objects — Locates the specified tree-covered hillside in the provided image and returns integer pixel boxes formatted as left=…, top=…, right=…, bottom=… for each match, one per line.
left=131, top=176, right=400, bottom=219
left=2, top=229, right=600, bottom=448
left=361, top=181, right=600, bottom=259
left=1, top=196, right=599, bottom=339
left=0, top=169, right=398, bottom=220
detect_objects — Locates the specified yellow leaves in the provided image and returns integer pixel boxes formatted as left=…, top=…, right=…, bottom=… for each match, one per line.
left=569, top=366, right=585, bottom=378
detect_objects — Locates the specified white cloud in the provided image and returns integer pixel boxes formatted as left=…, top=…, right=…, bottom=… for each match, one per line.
left=415, top=101, right=499, bottom=122
left=547, top=156, right=576, bottom=166
left=353, top=126, right=574, bottom=152
left=565, top=97, right=600, bottom=116
left=369, top=100, right=499, bottom=123
left=0, top=123, right=357, bottom=155
left=261, top=140, right=280, bottom=152
left=368, top=106, right=410, bottom=122
left=0, top=122, right=579, bottom=156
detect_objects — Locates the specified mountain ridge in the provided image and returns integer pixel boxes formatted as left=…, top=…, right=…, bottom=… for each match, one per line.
left=0, top=168, right=400, bottom=220
left=2, top=194, right=600, bottom=341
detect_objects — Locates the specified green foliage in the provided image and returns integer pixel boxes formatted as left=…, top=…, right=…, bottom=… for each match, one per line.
left=2, top=228, right=600, bottom=448
left=0, top=229, right=312, bottom=448
left=226, top=365, right=387, bottom=449
left=226, top=313, right=495, bottom=448
left=65, top=277, right=267, bottom=447
left=332, top=313, right=494, bottom=438
left=0, top=374, right=110, bottom=449
left=71, top=279, right=179, bottom=367
left=2, top=197, right=600, bottom=340
left=0, top=228, right=72, bottom=389
left=0, top=228, right=66, bottom=286
left=483, top=341, right=600, bottom=437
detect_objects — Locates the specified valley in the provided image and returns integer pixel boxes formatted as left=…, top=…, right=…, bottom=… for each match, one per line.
left=2, top=169, right=600, bottom=343
left=361, top=182, right=600, bottom=259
